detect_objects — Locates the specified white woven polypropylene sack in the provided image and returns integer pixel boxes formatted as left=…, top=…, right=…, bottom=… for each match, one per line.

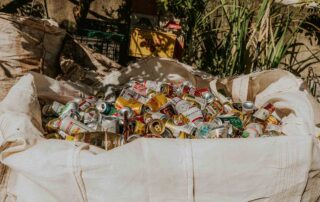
left=0, top=67, right=319, bottom=201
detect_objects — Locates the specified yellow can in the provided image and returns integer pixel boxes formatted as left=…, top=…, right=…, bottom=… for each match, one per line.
left=146, top=93, right=168, bottom=112
left=266, top=115, right=280, bottom=125
left=134, top=121, right=146, bottom=135
left=115, top=96, right=144, bottom=115
left=147, top=119, right=165, bottom=135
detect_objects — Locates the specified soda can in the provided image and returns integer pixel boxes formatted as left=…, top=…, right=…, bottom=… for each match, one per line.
left=96, top=101, right=117, bottom=115
left=146, top=93, right=168, bottom=112
left=253, top=102, right=276, bottom=121
left=115, top=96, right=144, bottom=115
left=46, top=118, right=61, bottom=133
left=202, top=91, right=215, bottom=103
left=59, top=116, right=94, bottom=135
left=147, top=119, right=165, bottom=135
left=182, top=94, right=206, bottom=109
left=101, top=116, right=119, bottom=134
left=133, top=121, right=146, bottom=135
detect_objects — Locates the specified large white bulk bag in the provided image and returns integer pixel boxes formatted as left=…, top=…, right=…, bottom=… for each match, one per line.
left=0, top=61, right=319, bottom=201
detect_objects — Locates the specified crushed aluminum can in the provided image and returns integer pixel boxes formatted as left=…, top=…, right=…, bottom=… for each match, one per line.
left=115, top=96, right=144, bottom=115
left=253, top=102, right=276, bottom=121
left=59, top=116, right=94, bottom=135
left=159, top=102, right=177, bottom=117
left=96, top=100, right=117, bottom=115
left=77, top=96, right=97, bottom=111
left=218, top=115, right=243, bottom=129
left=160, top=83, right=175, bottom=97
left=145, top=80, right=161, bottom=92
left=46, top=118, right=61, bottom=133
left=121, top=88, right=148, bottom=104
left=147, top=119, right=165, bottom=135
left=181, top=106, right=204, bottom=124
left=133, top=121, right=146, bottom=135
left=146, top=93, right=168, bottom=112
left=144, top=112, right=167, bottom=124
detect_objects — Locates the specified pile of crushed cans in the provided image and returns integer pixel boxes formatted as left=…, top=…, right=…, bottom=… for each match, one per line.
left=42, top=80, right=284, bottom=150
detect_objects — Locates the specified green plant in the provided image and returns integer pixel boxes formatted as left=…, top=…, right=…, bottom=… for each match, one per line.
left=157, top=0, right=315, bottom=77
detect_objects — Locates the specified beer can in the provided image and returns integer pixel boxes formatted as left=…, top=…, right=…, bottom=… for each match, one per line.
left=165, top=119, right=195, bottom=138
left=101, top=116, right=119, bottom=134
left=253, top=102, right=275, bottom=121
left=59, top=116, right=94, bottom=135
left=160, top=83, right=175, bottom=97
left=159, top=102, right=177, bottom=117
left=182, top=94, right=206, bottom=110
left=147, top=119, right=165, bottom=135
left=78, top=96, right=97, bottom=111
left=172, top=114, right=189, bottom=126
left=42, top=101, right=65, bottom=116
left=115, top=96, right=144, bottom=115
left=145, top=80, right=161, bottom=92
left=46, top=118, right=61, bottom=133
left=176, top=81, right=196, bottom=96
left=60, top=109, right=81, bottom=121
left=121, top=88, right=148, bottom=104
left=171, top=97, right=192, bottom=114
left=143, top=112, right=167, bottom=124
left=181, top=106, right=204, bottom=124
left=133, top=121, right=146, bottom=135
left=146, top=93, right=167, bottom=112
left=266, top=113, right=280, bottom=125
left=130, top=81, right=147, bottom=96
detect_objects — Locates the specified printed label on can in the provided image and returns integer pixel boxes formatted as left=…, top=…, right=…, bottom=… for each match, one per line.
left=52, top=101, right=65, bottom=115
left=182, top=107, right=203, bottom=123
left=253, top=108, right=270, bottom=121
